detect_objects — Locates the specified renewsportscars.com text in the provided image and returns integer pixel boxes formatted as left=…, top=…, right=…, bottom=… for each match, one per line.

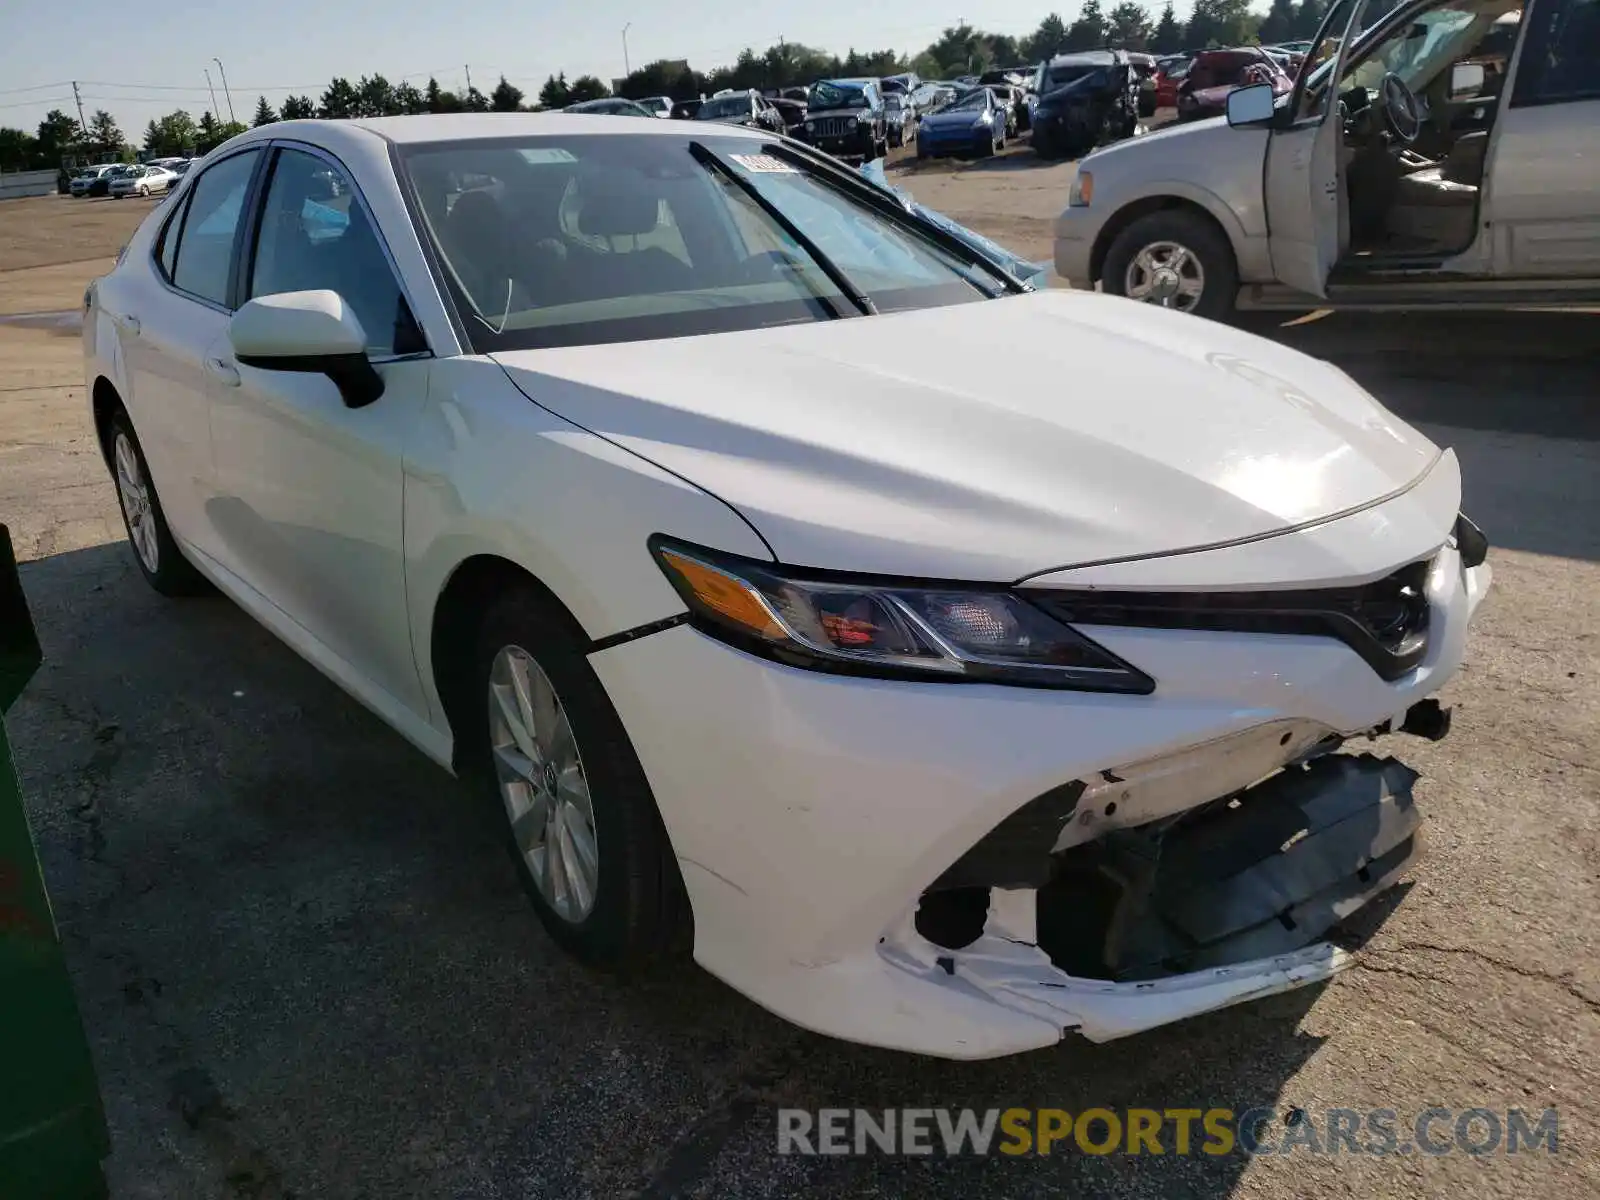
left=776, top=1107, right=1559, bottom=1158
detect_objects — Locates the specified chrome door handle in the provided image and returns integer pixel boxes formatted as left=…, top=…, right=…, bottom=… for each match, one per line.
left=205, top=356, right=241, bottom=387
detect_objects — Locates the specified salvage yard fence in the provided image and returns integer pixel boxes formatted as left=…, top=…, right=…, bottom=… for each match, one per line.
left=0, top=170, right=63, bottom=201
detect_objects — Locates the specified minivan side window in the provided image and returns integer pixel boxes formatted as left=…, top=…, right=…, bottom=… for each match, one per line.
left=170, top=150, right=261, bottom=307
left=1514, top=0, right=1600, bottom=103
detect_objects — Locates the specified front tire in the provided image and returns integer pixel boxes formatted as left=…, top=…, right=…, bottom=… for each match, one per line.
left=1101, top=209, right=1239, bottom=322
left=106, top=408, right=209, bottom=595
left=469, top=587, right=689, bottom=971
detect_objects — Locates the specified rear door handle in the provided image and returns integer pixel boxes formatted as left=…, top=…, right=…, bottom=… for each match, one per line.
left=205, top=356, right=241, bottom=387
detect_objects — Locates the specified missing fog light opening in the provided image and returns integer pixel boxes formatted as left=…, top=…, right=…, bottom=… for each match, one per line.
left=912, top=747, right=1424, bottom=985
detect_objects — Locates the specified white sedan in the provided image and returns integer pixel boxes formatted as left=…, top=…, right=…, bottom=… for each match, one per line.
left=83, top=113, right=1491, bottom=1060
left=109, top=164, right=179, bottom=198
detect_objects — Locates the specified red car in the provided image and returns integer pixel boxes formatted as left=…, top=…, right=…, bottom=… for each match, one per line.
left=1175, top=48, right=1293, bottom=122
left=1154, top=55, right=1192, bottom=108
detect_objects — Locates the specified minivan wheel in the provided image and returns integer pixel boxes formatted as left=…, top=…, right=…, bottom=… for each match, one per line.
left=1102, top=209, right=1239, bottom=322
left=470, top=587, right=689, bottom=971
left=106, top=409, right=210, bottom=595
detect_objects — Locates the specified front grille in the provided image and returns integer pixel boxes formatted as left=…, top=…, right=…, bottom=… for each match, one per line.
left=811, top=116, right=856, bottom=139
left=1025, top=558, right=1434, bottom=682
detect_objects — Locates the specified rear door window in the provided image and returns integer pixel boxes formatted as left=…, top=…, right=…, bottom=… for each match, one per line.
left=169, top=149, right=261, bottom=307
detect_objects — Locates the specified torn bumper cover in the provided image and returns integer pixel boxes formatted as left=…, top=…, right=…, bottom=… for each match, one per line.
left=896, top=742, right=1424, bottom=1043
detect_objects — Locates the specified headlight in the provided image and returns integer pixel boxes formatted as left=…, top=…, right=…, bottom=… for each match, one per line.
left=651, top=538, right=1154, bottom=693
left=1069, top=170, right=1093, bottom=207
left=805, top=120, right=814, bottom=131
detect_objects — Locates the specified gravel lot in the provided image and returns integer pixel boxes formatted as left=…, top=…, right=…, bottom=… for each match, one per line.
left=2, top=162, right=1597, bottom=1200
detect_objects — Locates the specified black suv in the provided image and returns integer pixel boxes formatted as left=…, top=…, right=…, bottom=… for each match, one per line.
left=799, top=78, right=889, bottom=162
left=1030, top=50, right=1158, bottom=160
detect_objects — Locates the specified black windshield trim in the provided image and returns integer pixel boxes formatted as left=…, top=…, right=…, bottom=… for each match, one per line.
left=687, top=140, right=871, bottom=317
left=757, top=140, right=1026, bottom=296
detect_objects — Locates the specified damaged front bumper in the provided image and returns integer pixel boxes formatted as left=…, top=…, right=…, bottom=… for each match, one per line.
left=590, top=536, right=1490, bottom=1059
left=890, top=735, right=1425, bottom=1044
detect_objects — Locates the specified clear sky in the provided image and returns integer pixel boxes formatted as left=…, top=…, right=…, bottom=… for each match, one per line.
left=0, top=0, right=1198, bottom=136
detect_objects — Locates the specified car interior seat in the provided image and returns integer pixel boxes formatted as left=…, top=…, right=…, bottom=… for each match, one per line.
left=1386, top=130, right=1488, bottom=252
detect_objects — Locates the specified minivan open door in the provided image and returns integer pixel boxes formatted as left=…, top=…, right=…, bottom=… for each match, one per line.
left=1262, top=0, right=1377, bottom=297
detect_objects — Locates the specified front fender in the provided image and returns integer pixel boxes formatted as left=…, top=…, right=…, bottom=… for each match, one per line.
left=1088, top=174, right=1270, bottom=283
left=403, top=357, right=773, bottom=728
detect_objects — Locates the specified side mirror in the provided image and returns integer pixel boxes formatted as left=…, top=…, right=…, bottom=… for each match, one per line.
left=228, top=290, right=384, bottom=409
left=1226, top=82, right=1277, bottom=127
left=1449, top=61, right=1486, bottom=99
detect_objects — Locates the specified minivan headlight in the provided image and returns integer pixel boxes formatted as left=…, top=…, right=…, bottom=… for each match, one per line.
left=651, top=538, right=1153, bottom=693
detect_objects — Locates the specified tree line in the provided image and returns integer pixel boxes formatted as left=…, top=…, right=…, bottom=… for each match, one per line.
left=2, top=0, right=1333, bottom=172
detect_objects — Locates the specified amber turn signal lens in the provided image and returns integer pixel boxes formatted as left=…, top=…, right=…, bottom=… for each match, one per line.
left=657, top=549, right=785, bottom=639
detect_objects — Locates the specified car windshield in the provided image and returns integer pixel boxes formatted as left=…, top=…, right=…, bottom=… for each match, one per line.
left=1043, top=63, right=1104, bottom=90
left=1186, top=52, right=1266, bottom=88
left=696, top=96, right=751, bottom=119
left=1299, top=0, right=1521, bottom=100
left=400, top=134, right=1011, bottom=353
left=809, top=81, right=866, bottom=109
left=946, top=90, right=991, bottom=113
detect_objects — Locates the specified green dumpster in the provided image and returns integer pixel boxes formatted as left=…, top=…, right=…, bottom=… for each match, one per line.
left=0, top=525, right=111, bottom=1199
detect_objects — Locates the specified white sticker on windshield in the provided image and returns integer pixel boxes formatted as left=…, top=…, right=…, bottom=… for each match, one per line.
left=730, top=154, right=798, bottom=173
left=518, top=148, right=579, bottom=164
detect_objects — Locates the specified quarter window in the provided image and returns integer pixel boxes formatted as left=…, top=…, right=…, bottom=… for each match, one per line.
left=247, top=148, right=418, bottom=357
left=170, top=149, right=260, bottom=306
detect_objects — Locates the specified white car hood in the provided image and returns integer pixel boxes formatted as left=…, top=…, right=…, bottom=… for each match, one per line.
left=492, top=289, right=1439, bottom=580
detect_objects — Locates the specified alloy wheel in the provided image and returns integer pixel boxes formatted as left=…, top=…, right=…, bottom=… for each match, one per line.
left=1123, top=240, right=1206, bottom=312
left=113, top=431, right=160, bottom=572
left=487, top=645, right=600, bottom=923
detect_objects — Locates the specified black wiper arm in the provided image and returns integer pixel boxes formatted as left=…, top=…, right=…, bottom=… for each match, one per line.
left=687, top=141, right=876, bottom=317
left=758, top=140, right=1028, bottom=296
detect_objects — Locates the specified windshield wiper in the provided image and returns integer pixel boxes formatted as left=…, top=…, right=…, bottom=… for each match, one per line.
left=756, top=141, right=1027, bottom=297
left=688, top=141, right=875, bottom=317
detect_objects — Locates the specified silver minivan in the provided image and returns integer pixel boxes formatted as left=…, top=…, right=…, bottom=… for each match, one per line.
left=1055, top=0, right=1600, bottom=315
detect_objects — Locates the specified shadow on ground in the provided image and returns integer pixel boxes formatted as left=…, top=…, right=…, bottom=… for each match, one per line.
left=14, top=540, right=1346, bottom=1199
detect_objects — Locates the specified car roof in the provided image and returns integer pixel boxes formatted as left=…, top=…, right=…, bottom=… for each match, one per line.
left=221, top=113, right=773, bottom=152
left=1047, top=50, right=1118, bottom=67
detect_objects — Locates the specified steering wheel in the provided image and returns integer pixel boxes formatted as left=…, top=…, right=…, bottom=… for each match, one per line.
left=1379, top=72, right=1422, bottom=144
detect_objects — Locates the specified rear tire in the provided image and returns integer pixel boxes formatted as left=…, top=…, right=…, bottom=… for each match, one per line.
left=467, top=586, right=690, bottom=972
left=105, top=407, right=210, bottom=596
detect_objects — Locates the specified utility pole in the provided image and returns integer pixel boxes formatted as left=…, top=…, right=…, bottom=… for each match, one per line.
left=213, top=57, right=236, bottom=124
left=622, top=23, right=632, bottom=76
left=204, top=68, right=220, bottom=121
left=71, top=81, right=88, bottom=140
left=464, top=65, right=474, bottom=94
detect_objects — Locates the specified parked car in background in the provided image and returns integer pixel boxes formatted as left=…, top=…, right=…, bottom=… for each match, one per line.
left=69, top=166, right=117, bottom=197
left=110, top=164, right=178, bottom=199
left=1055, top=0, right=1600, bottom=318
left=83, top=110, right=1492, bottom=1062
left=633, top=96, right=673, bottom=118
left=88, top=165, right=135, bottom=197
left=984, top=84, right=1023, bottom=136
left=769, top=97, right=808, bottom=135
left=1154, top=54, right=1193, bottom=107
left=565, top=97, right=660, bottom=117
left=916, top=85, right=1008, bottom=159
left=800, top=78, right=888, bottom=161
left=1031, top=50, right=1154, bottom=159
left=169, top=159, right=196, bottom=177
left=1176, top=48, right=1294, bottom=121
left=693, top=89, right=787, bottom=133
left=884, top=93, right=917, bottom=146
left=669, top=98, right=704, bottom=119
